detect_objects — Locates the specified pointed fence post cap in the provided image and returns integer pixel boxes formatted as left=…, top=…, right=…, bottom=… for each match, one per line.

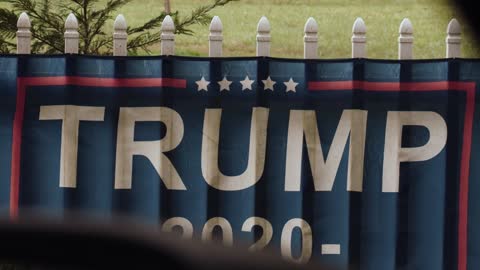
left=209, top=16, right=222, bottom=32
left=447, top=18, right=461, bottom=34
left=17, top=12, right=31, bottom=28
left=161, top=15, right=175, bottom=32
left=399, top=18, right=413, bottom=34
left=352, top=17, right=366, bottom=34
left=65, top=13, right=78, bottom=30
left=114, top=14, right=127, bottom=30
left=304, top=17, right=318, bottom=34
left=257, top=16, right=270, bottom=33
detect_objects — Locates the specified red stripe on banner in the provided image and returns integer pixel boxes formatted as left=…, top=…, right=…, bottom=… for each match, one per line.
left=308, top=80, right=454, bottom=91
left=15, top=76, right=187, bottom=88
left=9, top=76, right=186, bottom=218
left=308, top=80, right=475, bottom=270
left=458, top=86, right=475, bottom=270
left=9, top=79, right=26, bottom=219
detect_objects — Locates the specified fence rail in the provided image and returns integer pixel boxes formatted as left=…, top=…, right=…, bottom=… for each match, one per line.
left=15, top=12, right=462, bottom=59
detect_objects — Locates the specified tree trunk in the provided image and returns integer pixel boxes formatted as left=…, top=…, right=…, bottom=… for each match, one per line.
left=164, top=0, right=171, bottom=14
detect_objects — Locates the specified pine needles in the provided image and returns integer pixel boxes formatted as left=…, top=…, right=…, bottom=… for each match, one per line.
left=0, top=0, right=238, bottom=54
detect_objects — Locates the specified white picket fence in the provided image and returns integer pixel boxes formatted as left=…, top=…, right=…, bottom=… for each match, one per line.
left=15, top=12, right=462, bottom=59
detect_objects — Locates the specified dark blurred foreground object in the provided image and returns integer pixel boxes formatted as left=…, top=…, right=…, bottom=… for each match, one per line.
left=0, top=212, right=341, bottom=270
left=453, top=0, right=480, bottom=38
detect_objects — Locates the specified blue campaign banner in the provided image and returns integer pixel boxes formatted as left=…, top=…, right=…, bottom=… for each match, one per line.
left=0, top=56, right=17, bottom=213
left=0, top=55, right=480, bottom=270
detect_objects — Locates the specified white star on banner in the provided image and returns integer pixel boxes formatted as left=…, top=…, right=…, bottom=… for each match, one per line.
left=284, top=78, right=299, bottom=92
left=196, top=76, right=210, bottom=91
left=262, top=76, right=276, bottom=91
left=218, top=76, right=232, bottom=91
left=240, top=76, right=255, bottom=91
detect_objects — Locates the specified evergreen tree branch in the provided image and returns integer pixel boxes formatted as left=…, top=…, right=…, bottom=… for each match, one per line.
left=0, top=0, right=238, bottom=55
left=0, top=8, right=18, bottom=39
left=175, top=0, right=238, bottom=35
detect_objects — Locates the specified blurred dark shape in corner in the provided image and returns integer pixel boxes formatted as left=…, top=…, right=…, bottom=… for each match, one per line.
left=452, top=0, right=480, bottom=38
left=0, top=209, right=345, bottom=270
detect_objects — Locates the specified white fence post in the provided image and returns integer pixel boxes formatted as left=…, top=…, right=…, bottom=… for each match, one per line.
left=352, top=17, right=366, bottom=58
left=16, top=12, right=31, bottom=54
left=209, top=16, right=223, bottom=57
left=446, top=18, right=461, bottom=58
left=304, top=17, right=318, bottom=59
left=256, top=16, right=270, bottom=57
left=161, top=15, right=175, bottom=56
left=398, top=18, right=413, bottom=59
left=113, top=14, right=128, bottom=56
left=64, top=13, right=79, bottom=54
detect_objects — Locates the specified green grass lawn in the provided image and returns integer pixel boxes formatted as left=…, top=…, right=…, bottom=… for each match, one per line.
left=4, top=0, right=480, bottom=58
left=107, top=0, right=480, bottom=58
